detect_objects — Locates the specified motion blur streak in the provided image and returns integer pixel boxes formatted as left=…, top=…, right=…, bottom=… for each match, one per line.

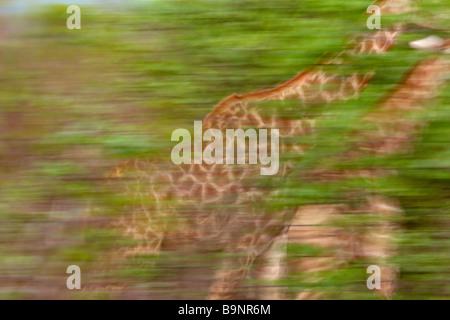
left=0, top=0, right=448, bottom=299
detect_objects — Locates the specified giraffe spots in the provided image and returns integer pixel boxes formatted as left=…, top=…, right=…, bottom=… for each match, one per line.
left=189, top=181, right=204, bottom=199
left=203, top=183, right=222, bottom=203
left=246, top=109, right=266, bottom=128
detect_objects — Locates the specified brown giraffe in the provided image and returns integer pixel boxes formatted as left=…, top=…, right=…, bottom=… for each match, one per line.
left=286, top=56, right=450, bottom=300
left=107, top=0, right=444, bottom=299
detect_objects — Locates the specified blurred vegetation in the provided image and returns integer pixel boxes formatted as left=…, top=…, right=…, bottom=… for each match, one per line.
left=0, top=0, right=448, bottom=299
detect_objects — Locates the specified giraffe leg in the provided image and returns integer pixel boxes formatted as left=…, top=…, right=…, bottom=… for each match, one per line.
left=287, top=204, right=349, bottom=300
left=207, top=229, right=284, bottom=300
left=207, top=254, right=254, bottom=300
left=360, top=195, right=401, bottom=300
left=249, top=233, right=287, bottom=300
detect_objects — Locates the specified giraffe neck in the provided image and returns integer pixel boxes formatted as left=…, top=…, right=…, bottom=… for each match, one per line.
left=204, top=27, right=403, bottom=128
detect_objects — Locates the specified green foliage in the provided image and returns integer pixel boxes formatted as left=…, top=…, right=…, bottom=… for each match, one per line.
left=0, top=0, right=448, bottom=299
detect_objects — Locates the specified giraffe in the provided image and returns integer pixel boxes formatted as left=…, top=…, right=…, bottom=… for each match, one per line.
left=108, top=28, right=402, bottom=299
left=200, top=27, right=407, bottom=300
left=285, top=56, right=450, bottom=300
left=106, top=0, right=446, bottom=299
